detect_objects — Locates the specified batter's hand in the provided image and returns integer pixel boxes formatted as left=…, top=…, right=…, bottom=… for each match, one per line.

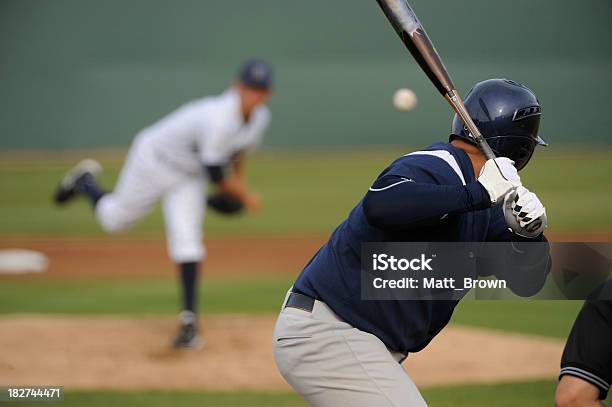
left=503, top=186, right=547, bottom=238
left=477, top=157, right=521, bottom=205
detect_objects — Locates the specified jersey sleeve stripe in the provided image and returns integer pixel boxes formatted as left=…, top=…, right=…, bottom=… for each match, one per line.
left=405, top=150, right=466, bottom=185
left=560, top=367, right=610, bottom=391
left=368, top=177, right=413, bottom=192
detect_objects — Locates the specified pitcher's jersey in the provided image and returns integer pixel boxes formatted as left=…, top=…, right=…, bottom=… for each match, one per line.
left=141, top=88, right=270, bottom=174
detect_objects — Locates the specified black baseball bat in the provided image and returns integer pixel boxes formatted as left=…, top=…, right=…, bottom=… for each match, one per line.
left=376, top=0, right=496, bottom=160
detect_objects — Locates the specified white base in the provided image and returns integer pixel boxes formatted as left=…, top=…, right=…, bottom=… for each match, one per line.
left=0, top=249, right=48, bottom=274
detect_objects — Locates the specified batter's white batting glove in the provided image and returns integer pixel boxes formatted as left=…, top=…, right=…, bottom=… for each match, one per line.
left=477, top=157, right=521, bottom=205
left=503, top=186, right=547, bottom=238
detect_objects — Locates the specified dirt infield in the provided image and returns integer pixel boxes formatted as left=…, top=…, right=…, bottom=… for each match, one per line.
left=1, top=231, right=609, bottom=278
left=0, top=235, right=326, bottom=278
left=0, top=315, right=564, bottom=391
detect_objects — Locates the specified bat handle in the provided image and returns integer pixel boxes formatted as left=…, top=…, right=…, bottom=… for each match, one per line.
left=445, top=90, right=496, bottom=160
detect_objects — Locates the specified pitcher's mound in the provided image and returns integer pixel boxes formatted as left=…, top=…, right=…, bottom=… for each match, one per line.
left=0, top=315, right=563, bottom=390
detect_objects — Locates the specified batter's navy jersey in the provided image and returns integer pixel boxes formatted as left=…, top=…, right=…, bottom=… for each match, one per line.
left=293, top=142, right=546, bottom=354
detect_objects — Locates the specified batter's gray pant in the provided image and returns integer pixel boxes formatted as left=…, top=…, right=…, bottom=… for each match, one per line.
left=272, top=290, right=428, bottom=407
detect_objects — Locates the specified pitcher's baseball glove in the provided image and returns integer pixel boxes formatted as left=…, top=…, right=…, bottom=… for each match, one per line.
left=207, top=193, right=244, bottom=215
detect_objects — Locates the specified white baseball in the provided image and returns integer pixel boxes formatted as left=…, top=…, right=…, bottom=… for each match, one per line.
left=393, top=88, right=418, bottom=111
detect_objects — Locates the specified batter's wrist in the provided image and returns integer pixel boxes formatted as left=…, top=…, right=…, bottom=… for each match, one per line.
left=465, top=182, right=491, bottom=211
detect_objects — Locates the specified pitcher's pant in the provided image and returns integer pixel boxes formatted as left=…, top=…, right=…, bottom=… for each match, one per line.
left=272, top=291, right=427, bottom=407
left=95, top=135, right=206, bottom=263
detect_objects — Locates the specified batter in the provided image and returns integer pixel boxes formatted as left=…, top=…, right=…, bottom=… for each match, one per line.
left=273, top=79, right=550, bottom=406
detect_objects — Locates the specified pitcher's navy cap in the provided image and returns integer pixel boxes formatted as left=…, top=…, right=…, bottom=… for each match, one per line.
left=238, top=59, right=273, bottom=90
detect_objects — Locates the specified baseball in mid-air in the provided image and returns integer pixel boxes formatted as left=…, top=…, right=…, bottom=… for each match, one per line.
left=392, top=88, right=418, bottom=111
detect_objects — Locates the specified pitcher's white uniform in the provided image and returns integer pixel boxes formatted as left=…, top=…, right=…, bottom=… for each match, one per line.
left=95, top=89, right=270, bottom=262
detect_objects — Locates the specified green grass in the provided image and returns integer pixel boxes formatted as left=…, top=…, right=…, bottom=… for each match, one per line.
left=16, top=380, right=609, bottom=407
left=0, top=275, right=293, bottom=315
left=0, top=149, right=395, bottom=236
left=0, top=275, right=582, bottom=339
left=10, top=391, right=305, bottom=407
left=452, top=300, right=582, bottom=338
left=422, top=380, right=559, bottom=407
left=1, top=147, right=611, bottom=236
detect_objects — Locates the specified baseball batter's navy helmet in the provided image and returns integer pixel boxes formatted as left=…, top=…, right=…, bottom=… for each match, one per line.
left=450, top=78, right=547, bottom=170
left=238, top=59, right=273, bottom=90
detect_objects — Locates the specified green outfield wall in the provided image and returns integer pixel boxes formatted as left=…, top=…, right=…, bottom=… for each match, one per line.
left=1, top=0, right=610, bottom=149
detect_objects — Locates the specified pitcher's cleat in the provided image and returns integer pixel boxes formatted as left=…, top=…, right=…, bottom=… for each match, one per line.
left=173, top=311, right=204, bottom=350
left=54, top=159, right=102, bottom=204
